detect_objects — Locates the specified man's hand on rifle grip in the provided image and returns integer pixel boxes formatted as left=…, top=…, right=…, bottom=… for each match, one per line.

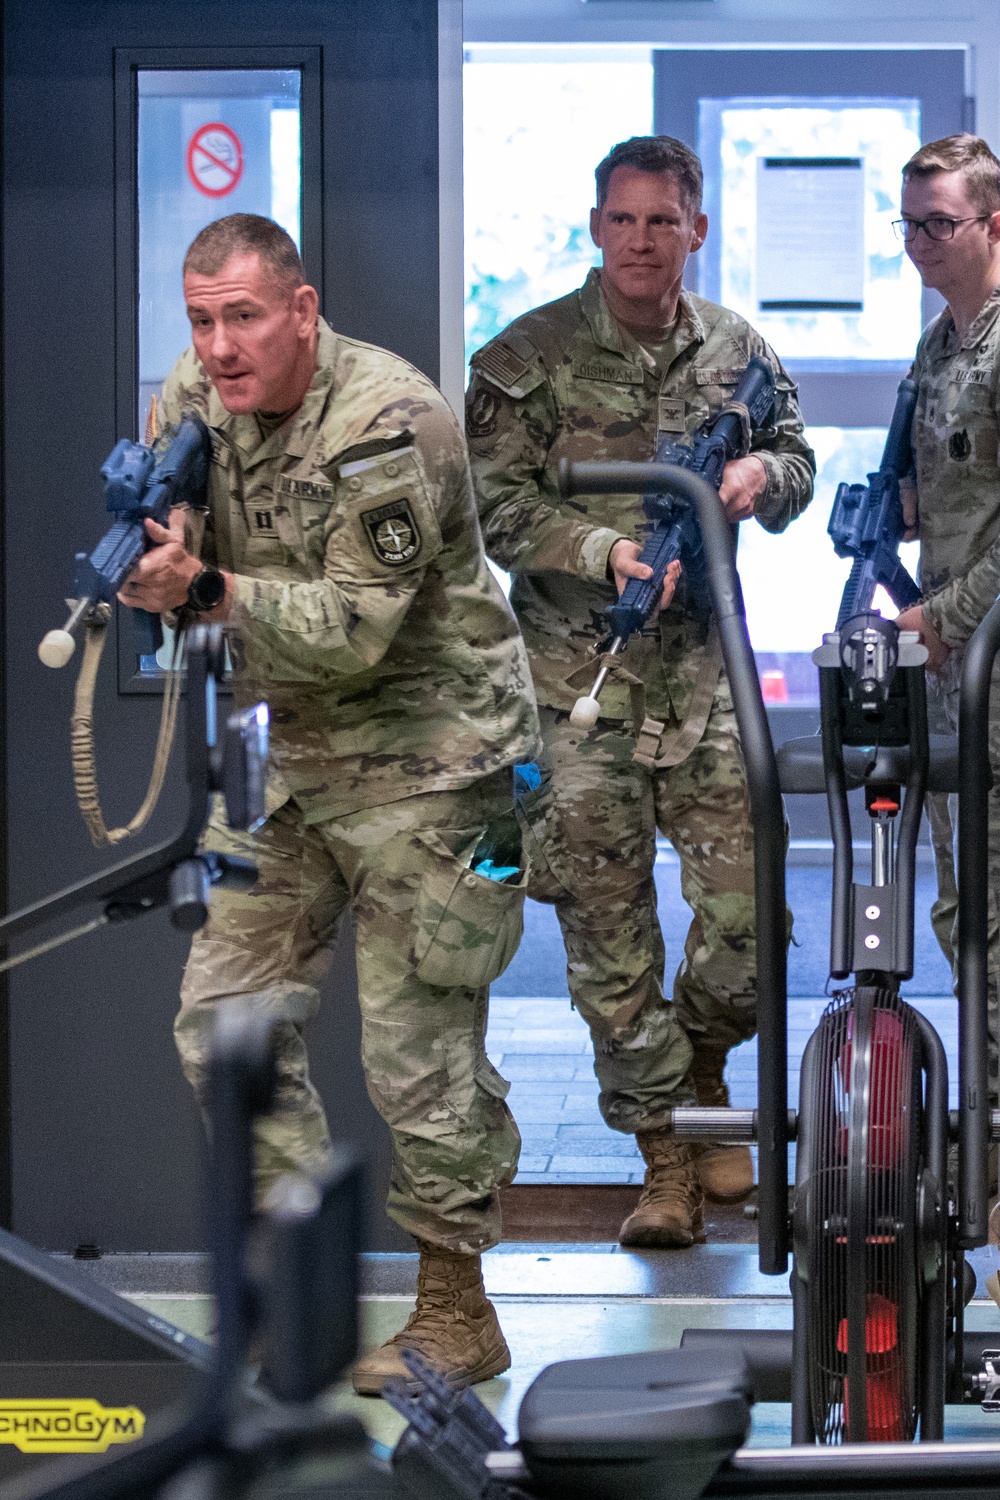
left=900, top=478, right=919, bottom=541
left=718, top=453, right=768, bottom=522
left=608, top=539, right=681, bottom=617
left=895, top=603, right=950, bottom=673
left=117, top=509, right=233, bottom=621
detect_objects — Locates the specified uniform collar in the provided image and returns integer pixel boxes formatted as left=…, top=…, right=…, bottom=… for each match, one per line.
left=579, top=268, right=706, bottom=370
left=933, top=286, right=1000, bottom=357
left=206, top=318, right=337, bottom=466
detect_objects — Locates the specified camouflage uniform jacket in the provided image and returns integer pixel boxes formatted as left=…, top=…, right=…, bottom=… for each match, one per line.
left=466, top=269, right=814, bottom=763
left=911, top=288, right=1000, bottom=651
left=158, top=318, right=540, bottom=822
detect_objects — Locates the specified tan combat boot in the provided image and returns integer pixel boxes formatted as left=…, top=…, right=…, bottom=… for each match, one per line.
left=619, top=1131, right=706, bottom=1248
left=352, top=1241, right=511, bottom=1396
left=690, top=1047, right=755, bottom=1204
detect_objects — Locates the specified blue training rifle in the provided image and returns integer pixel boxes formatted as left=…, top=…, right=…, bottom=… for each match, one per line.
left=39, top=413, right=211, bottom=669
left=566, top=353, right=776, bottom=728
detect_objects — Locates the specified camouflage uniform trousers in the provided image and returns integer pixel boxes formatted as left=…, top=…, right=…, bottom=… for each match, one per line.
left=925, top=695, right=1000, bottom=1103
left=175, top=772, right=522, bottom=1254
left=519, top=680, right=770, bottom=1135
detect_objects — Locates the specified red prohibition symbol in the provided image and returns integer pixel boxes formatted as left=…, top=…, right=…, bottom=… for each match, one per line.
left=186, top=122, right=244, bottom=199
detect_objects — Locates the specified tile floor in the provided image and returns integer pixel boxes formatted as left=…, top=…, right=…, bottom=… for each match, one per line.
left=487, top=851, right=957, bottom=1184
left=487, top=995, right=961, bottom=1185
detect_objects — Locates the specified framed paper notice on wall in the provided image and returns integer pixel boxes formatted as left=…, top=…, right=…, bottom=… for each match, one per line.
left=756, top=156, right=865, bottom=312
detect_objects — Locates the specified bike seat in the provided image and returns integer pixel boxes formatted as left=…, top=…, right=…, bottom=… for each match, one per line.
left=776, top=734, right=961, bottom=795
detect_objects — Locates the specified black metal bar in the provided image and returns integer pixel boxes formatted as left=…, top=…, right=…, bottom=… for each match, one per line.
left=205, top=1010, right=276, bottom=1397
left=895, top=666, right=929, bottom=981
left=957, top=598, right=1000, bottom=1247
left=561, top=459, right=788, bottom=1272
left=845, top=985, right=874, bottom=1442
left=819, top=663, right=853, bottom=978
left=710, top=1440, right=1000, bottom=1495
left=0, top=629, right=217, bottom=948
left=913, top=1010, right=947, bottom=1440
left=791, top=1271, right=815, bottom=1443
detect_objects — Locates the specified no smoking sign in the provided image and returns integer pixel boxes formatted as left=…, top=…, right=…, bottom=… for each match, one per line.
left=186, top=122, right=244, bottom=198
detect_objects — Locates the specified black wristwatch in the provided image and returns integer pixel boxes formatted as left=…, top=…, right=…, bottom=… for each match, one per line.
left=187, top=565, right=227, bottom=613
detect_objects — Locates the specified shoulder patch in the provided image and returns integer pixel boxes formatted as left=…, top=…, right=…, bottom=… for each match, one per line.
left=467, top=383, right=504, bottom=440
left=360, top=498, right=422, bottom=566
left=472, top=331, right=542, bottom=398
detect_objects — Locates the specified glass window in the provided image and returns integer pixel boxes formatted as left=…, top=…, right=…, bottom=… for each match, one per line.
left=698, top=98, right=922, bottom=366
left=137, top=68, right=302, bottom=433
left=134, top=68, right=302, bottom=674
left=742, top=425, right=919, bottom=704
left=464, top=49, right=653, bottom=366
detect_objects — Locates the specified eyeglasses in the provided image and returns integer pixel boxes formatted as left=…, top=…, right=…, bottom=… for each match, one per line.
left=892, top=215, right=990, bottom=243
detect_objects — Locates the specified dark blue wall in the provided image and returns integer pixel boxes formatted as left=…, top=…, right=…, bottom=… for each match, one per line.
left=1, top=0, right=439, bottom=1250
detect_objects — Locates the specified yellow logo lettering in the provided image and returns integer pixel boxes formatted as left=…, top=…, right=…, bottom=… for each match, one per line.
left=0, top=1401, right=145, bottom=1454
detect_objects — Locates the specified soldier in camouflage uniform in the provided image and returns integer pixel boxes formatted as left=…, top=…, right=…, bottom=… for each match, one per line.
left=120, top=214, right=540, bottom=1393
left=467, top=137, right=814, bottom=1246
left=893, top=137, right=1000, bottom=1125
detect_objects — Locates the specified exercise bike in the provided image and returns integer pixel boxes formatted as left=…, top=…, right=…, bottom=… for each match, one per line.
left=557, top=457, right=1000, bottom=1446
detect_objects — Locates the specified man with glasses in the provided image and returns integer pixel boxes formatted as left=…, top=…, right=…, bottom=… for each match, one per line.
left=466, top=136, right=814, bottom=1247
left=891, top=134, right=1000, bottom=1136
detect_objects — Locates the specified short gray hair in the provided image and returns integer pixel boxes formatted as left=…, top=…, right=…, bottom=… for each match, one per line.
left=595, top=136, right=703, bottom=216
left=184, top=214, right=305, bottom=293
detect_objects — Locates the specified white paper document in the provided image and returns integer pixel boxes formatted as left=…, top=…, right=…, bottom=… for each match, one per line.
left=756, top=156, right=865, bottom=311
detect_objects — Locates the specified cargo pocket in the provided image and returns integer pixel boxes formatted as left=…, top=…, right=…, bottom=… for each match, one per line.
left=412, top=829, right=526, bottom=988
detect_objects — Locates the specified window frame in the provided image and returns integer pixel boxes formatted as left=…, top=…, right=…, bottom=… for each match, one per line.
left=112, top=46, right=322, bottom=692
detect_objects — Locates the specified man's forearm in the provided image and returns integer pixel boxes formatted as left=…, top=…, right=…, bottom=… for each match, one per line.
left=924, top=534, right=1000, bottom=648
left=478, top=482, right=626, bottom=583
left=751, top=444, right=815, bottom=533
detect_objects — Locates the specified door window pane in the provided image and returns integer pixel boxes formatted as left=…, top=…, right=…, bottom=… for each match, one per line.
left=699, top=98, right=922, bottom=365
left=137, top=68, right=302, bottom=431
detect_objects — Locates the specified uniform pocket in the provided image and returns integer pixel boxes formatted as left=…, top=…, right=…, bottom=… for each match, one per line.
left=412, top=828, right=526, bottom=988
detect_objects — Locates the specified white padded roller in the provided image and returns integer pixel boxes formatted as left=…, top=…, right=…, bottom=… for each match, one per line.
left=38, top=630, right=76, bottom=669
left=569, top=694, right=601, bottom=730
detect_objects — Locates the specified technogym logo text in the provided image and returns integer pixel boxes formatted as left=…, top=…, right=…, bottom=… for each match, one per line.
left=0, top=1400, right=145, bottom=1453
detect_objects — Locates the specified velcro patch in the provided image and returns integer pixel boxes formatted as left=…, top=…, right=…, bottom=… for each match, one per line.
left=276, top=475, right=333, bottom=501
left=694, top=368, right=743, bottom=385
left=572, top=358, right=644, bottom=385
left=476, top=339, right=536, bottom=395
left=250, top=505, right=278, bottom=536
left=953, top=368, right=989, bottom=385
left=467, top=383, right=503, bottom=439
left=361, top=498, right=422, bottom=566
left=657, top=395, right=686, bottom=432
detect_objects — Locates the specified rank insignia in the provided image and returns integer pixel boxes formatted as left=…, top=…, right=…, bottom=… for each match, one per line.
left=361, top=498, right=422, bottom=566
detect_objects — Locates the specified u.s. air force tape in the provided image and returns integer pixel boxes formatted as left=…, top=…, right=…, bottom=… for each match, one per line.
left=360, top=498, right=422, bottom=566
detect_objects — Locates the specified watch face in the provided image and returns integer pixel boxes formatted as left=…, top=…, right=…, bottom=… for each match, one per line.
left=191, top=567, right=225, bottom=611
